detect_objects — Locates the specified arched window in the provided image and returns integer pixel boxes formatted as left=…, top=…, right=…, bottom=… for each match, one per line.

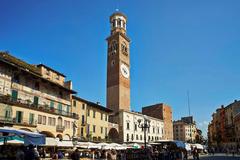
left=121, top=42, right=128, bottom=56
left=111, top=60, right=115, bottom=66
left=117, top=18, right=121, bottom=27
left=123, top=21, right=126, bottom=29
left=4, top=105, right=12, bottom=119
left=109, top=41, right=118, bottom=55
left=127, top=122, right=130, bottom=129
left=58, top=117, right=63, bottom=126
left=112, top=21, right=115, bottom=28
left=114, top=19, right=117, bottom=27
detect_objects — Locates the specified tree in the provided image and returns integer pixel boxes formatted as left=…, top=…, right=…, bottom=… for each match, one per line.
left=195, top=129, right=205, bottom=144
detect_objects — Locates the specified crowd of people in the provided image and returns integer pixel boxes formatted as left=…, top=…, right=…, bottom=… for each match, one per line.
left=0, top=145, right=189, bottom=160
left=208, top=146, right=240, bottom=157
left=0, top=144, right=205, bottom=160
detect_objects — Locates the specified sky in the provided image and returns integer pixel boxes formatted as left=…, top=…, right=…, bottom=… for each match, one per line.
left=1, top=0, right=240, bottom=137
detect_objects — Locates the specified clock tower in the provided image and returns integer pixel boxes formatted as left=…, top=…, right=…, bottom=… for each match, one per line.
left=106, top=12, right=131, bottom=113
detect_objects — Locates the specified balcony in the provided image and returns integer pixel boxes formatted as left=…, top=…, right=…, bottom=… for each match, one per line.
left=0, top=95, right=79, bottom=119
left=0, top=116, right=14, bottom=124
left=14, top=118, right=37, bottom=127
left=0, top=116, right=37, bottom=127
left=56, top=125, right=65, bottom=132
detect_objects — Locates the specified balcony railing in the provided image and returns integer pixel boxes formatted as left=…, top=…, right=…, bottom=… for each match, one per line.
left=56, top=125, right=65, bottom=132
left=0, top=116, right=14, bottom=124
left=0, top=116, right=37, bottom=127
left=0, top=95, right=79, bottom=119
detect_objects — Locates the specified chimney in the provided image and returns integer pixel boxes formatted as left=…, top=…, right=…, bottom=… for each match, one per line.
left=64, top=80, right=72, bottom=90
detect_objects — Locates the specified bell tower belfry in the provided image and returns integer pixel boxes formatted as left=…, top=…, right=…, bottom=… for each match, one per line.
left=106, top=12, right=131, bottom=113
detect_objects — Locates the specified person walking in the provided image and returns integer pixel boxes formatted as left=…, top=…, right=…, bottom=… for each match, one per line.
left=33, top=148, right=40, bottom=160
left=24, top=145, right=35, bottom=160
left=192, top=147, right=198, bottom=160
left=120, top=150, right=126, bottom=160
left=193, top=147, right=199, bottom=160
left=51, top=150, right=58, bottom=160
left=111, top=150, right=117, bottom=160
left=232, top=148, right=235, bottom=157
left=71, top=149, right=80, bottom=160
left=100, top=150, right=107, bottom=160
left=183, top=149, right=188, bottom=160
left=212, top=147, right=215, bottom=155
left=16, top=147, right=25, bottom=160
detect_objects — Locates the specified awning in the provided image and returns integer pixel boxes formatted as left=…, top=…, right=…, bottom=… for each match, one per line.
left=185, top=143, right=192, bottom=151
left=40, top=138, right=74, bottom=147
left=40, top=137, right=57, bottom=146
left=109, top=143, right=127, bottom=150
left=77, top=142, right=98, bottom=149
left=57, top=140, right=73, bottom=147
left=153, top=140, right=188, bottom=150
left=125, top=143, right=141, bottom=149
left=173, top=140, right=185, bottom=148
left=0, top=136, right=24, bottom=145
left=192, top=143, right=204, bottom=150
left=0, top=127, right=45, bottom=145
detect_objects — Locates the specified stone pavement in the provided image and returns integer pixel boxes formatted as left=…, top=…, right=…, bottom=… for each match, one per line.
left=42, top=153, right=240, bottom=160
left=189, top=153, right=240, bottom=160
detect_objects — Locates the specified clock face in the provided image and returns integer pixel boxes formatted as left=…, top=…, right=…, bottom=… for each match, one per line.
left=120, top=63, right=129, bottom=79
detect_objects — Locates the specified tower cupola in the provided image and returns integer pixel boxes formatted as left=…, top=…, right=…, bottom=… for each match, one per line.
left=110, top=11, right=127, bottom=35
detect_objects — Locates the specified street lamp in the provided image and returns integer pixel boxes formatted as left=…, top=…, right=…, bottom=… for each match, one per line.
left=138, top=115, right=151, bottom=149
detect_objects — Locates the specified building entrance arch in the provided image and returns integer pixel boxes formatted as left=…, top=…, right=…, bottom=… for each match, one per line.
left=108, top=128, right=119, bottom=142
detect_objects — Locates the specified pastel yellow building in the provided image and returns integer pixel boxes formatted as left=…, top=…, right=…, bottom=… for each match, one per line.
left=72, top=96, right=113, bottom=142
left=173, top=116, right=197, bottom=143
left=0, top=51, right=78, bottom=140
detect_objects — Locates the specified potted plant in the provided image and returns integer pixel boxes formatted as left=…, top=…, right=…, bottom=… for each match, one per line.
left=26, top=99, right=32, bottom=105
left=4, top=94, right=11, bottom=100
left=50, top=107, right=55, bottom=112
left=44, top=104, right=49, bottom=110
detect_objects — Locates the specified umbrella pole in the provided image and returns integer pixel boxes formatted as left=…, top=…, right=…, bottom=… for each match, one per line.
left=3, top=137, right=7, bottom=145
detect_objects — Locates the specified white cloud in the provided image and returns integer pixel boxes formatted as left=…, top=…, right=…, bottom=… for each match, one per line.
left=197, top=121, right=209, bottom=138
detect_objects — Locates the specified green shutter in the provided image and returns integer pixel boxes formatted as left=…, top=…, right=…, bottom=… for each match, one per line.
left=33, top=96, right=39, bottom=106
left=16, top=111, right=19, bottom=123
left=66, top=105, right=70, bottom=113
left=11, top=90, right=18, bottom=101
left=58, top=103, right=62, bottom=114
left=16, top=111, right=22, bottom=123
left=50, top=101, right=54, bottom=109
left=29, top=113, right=34, bottom=125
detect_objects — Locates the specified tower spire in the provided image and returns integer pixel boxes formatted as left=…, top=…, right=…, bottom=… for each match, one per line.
left=115, top=0, right=120, bottom=12
left=187, top=90, right=191, bottom=116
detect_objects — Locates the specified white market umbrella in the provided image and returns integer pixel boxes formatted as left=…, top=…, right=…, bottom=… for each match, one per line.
left=77, top=142, right=99, bottom=149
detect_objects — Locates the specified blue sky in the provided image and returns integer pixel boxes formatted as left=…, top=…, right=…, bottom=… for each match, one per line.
left=1, top=0, right=240, bottom=136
